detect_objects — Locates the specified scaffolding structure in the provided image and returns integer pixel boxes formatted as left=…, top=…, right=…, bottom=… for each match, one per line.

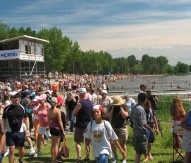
left=0, top=35, right=49, bottom=80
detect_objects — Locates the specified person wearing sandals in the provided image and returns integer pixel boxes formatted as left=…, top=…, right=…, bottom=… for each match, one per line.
left=48, top=97, right=65, bottom=163
left=84, top=105, right=126, bottom=163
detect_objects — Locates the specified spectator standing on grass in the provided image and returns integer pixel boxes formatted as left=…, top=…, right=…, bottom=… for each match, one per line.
left=89, top=88, right=98, bottom=105
left=143, top=99, right=159, bottom=162
left=20, top=92, right=35, bottom=155
left=123, top=93, right=136, bottom=116
left=84, top=105, right=126, bottom=163
left=52, top=91, right=64, bottom=109
left=65, top=92, right=78, bottom=132
left=45, top=91, right=52, bottom=105
left=0, top=119, right=6, bottom=163
left=146, top=90, right=158, bottom=111
left=34, top=94, right=51, bottom=157
left=27, top=97, right=40, bottom=149
left=72, top=88, right=93, bottom=162
left=48, top=97, right=65, bottom=163
left=180, top=110, right=191, bottom=163
left=108, top=96, right=128, bottom=163
left=2, top=91, right=30, bottom=163
left=130, top=92, right=154, bottom=163
left=98, top=90, right=113, bottom=120
left=0, top=94, right=11, bottom=120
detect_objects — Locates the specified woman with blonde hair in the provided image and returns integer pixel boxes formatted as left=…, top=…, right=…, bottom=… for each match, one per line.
left=169, top=97, right=186, bottom=156
left=169, top=97, right=186, bottom=127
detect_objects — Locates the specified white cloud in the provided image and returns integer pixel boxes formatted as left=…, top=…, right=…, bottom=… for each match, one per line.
left=73, top=19, right=191, bottom=50
left=1, top=0, right=191, bottom=65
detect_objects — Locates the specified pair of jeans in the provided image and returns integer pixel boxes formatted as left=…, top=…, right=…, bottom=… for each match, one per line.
left=67, top=110, right=75, bottom=131
left=0, top=154, right=4, bottom=163
left=96, top=154, right=109, bottom=163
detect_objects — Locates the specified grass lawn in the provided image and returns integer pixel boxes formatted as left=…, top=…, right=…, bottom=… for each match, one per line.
left=3, top=121, right=183, bottom=163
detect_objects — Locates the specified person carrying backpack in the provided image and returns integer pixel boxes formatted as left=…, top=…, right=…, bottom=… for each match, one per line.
left=84, top=105, right=126, bottom=163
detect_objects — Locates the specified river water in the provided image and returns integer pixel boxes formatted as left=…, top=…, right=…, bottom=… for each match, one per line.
left=108, top=74, right=191, bottom=98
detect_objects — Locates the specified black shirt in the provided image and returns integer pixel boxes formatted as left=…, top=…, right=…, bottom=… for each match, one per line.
left=2, top=104, right=27, bottom=132
left=111, top=106, right=127, bottom=128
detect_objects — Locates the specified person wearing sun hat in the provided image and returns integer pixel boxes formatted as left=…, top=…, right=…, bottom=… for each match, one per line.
left=84, top=105, right=126, bottom=163
left=108, top=96, right=128, bottom=163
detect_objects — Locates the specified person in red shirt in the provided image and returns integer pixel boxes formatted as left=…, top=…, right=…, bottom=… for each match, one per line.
left=52, top=83, right=58, bottom=93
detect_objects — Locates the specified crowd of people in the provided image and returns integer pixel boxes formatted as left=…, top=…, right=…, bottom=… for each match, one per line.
left=0, top=75, right=190, bottom=163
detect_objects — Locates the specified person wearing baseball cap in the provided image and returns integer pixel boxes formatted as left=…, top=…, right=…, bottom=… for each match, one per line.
left=98, top=90, right=113, bottom=121
left=84, top=105, right=126, bottom=163
left=72, top=87, right=93, bottom=162
left=34, top=93, right=51, bottom=158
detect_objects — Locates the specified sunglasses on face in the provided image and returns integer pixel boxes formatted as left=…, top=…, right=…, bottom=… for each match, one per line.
left=11, top=96, right=20, bottom=99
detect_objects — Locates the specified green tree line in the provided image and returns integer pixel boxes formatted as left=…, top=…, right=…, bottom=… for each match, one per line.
left=0, top=22, right=190, bottom=75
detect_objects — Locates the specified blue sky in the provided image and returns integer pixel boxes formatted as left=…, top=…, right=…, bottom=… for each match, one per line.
left=1, top=0, right=191, bottom=65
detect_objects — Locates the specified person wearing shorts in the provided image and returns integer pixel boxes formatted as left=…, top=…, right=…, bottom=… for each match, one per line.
left=72, top=88, right=93, bottom=162
left=130, top=92, right=154, bottom=163
left=34, top=94, right=51, bottom=157
left=108, top=96, right=128, bottom=163
left=2, top=91, right=30, bottom=163
left=48, top=97, right=65, bottom=163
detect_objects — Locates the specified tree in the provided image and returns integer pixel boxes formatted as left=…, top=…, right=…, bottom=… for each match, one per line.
left=127, top=55, right=138, bottom=73
left=25, top=27, right=36, bottom=36
left=165, top=65, right=174, bottom=75
left=18, top=27, right=25, bottom=36
left=156, top=56, right=168, bottom=74
left=38, top=27, right=69, bottom=75
left=0, top=22, right=9, bottom=40
left=141, top=54, right=156, bottom=74
left=174, top=62, right=189, bottom=74
left=9, top=27, right=19, bottom=38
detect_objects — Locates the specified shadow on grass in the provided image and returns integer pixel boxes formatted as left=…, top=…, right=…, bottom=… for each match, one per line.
left=24, top=157, right=97, bottom=163
left=24, top=156, right=51, bottom=163
left=153, top=152, right=172, bottom=156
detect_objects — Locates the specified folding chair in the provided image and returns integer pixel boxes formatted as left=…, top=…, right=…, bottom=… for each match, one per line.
left=173, top=125, right=184, bottom=162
